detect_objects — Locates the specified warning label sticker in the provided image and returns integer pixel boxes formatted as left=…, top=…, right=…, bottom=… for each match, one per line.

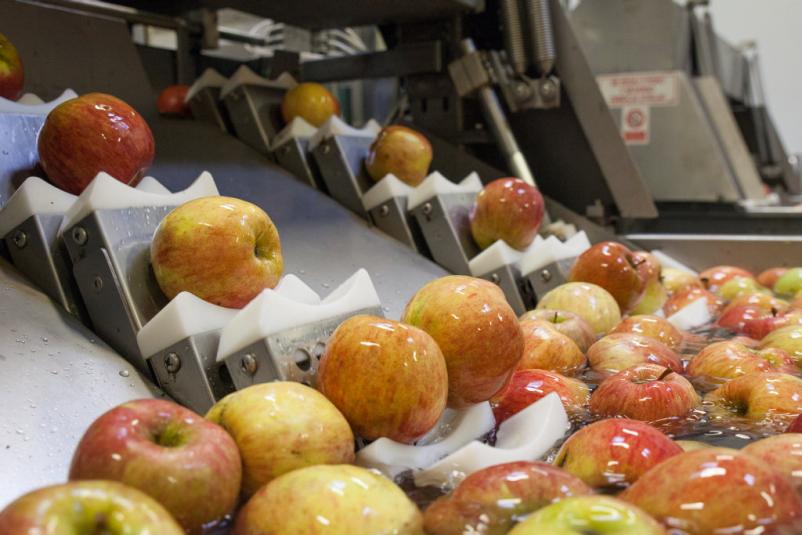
left=597, top=71, right=679, bottom=108
left=621, top=105, right=650, bottom=146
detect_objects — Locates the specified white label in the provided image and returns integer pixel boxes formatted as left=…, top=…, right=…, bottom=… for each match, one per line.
left=621, top=105, right=650, bottom=146
left=597, top=71, right=679, bottom=108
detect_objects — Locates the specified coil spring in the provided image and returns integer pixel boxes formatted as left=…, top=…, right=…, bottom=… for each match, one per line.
left=525, top=0, right=556, bottom=74
left=501, top=0, right=528, bottom=75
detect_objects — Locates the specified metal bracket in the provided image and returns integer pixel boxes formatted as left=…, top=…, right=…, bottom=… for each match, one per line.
left=273, top=137, right=322, bottom=189
left=409, top=193, right=481, bottom=275
left=523, top=257, right=576, bottom=304
left=222, top=85, right=286, bottom=155
left=188, top=87, right=230, bottom=133
left=3, top=214, right=88, bottom=323
left=311, top=135, right=375, bottom=217
left=223, top=306, right=383, bottom=390
left=479, top=263, right=531, bottom=316
left=367, top=196, right=429, bottom=254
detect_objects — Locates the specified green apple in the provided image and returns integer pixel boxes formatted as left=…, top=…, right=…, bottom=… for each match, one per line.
left=508, top=496, right=664, bottom=534
left=0, top=481, right=183, bottom=534
left=774, top=267, right=802, bottom=297
left=716, top=277, right=767, bottom=301
left=536, top=282, right=621, bottom=336
left=206, top=381, right=355, bottom=497
left=232, top=464, right=423, bottom=534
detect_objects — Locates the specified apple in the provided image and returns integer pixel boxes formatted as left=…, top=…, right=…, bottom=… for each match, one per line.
left=519, top=308, right=596, bottom=352
left=232, top=464, right=422, bottom=534
left=590, top=363, right=699, bottom=423
left=38, top=92, right=154, bottom=194
left=705, top=372, right=802, bottom=426
left=587, top=333, right=683, bottom=376
left=743, top=434, right=802, bottom=493
left=317, top=315, right=448, bottom=443
left=151, top=196, right=283, bottom=308
left=662, top=286, right=723, bottom=317
left=490, top=369, right=590, bottom=423
left=553, top=418, right=682, bottom=489
left=206, top=381, right=355, bottom=497
left=620, top=448, right=802, bottom=534
left=687, top=340, right=795, bottom=388
left=280, top=81, right=340, bottom=127
left=517, top=319, right=586, bottom=376
left=468, top=178, right=545, bottom=251
left=661, top=267, right=702, bottom=294
left=423, top=461, right=592, bottom=535
left=741, top=310, right=802, bottom=340
left=157, top=84, right=191, bottom=117
left=568, top=241, right=646, bottom=312
left=715, top=276, right=768, bottom=301
left=609, top=314, right=684, bottom=351
left=0, top=33, right=23, bottom=100
left=69, top=399, right=241, bottom=533
left=723, top=292, right=790, bottom=314
left=775, top=267, right=802, bottom=297
left=629, top=252, right=668, bottom=315
left=761, top=325, right=802, bottom=367
left=365, top=125, right=433, bottom=186
left=402, top=275, right=524, bottom=408
left=507, top=496, right=665, bottom=535
left=698, top=265, right=754, bottom=292
left=716, top=304, right=772, bottom=336
left=789, top=414, right=802, bottom=432
left=758, top=267, right=788, bottom=288
left=675, top=440, right=711, bottom=451
left=0, top=481, right=183, bottom=534
left=536, top=282, right=622, bottom=336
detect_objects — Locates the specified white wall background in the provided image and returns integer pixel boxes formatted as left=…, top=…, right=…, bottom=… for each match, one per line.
left=710, top=0, right=802, bottom=156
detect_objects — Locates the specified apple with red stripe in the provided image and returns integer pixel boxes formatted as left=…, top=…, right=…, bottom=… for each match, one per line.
left=0, top=33, right=23, bottom=100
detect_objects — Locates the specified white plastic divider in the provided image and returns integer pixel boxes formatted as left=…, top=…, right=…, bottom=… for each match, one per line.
left=517, top=231, right=592, bottom=277
left=468, top=237, right=543, bottom=278
left=667, top=298, right=712, bottom=330
left=270, top=117, right=318, bottom=151
left=413, top=393, right=570, bottom=488
left=215, top=268, right=381, bottom=362
left=361, top=174, right=415, bottom=211
left=406, top=171, right=483, bottom=211
left=59, top=171, right=219, bottom=233
left=307, top=116, right=382, bottom=151
left=0, top=177, right=76, bottom=238
left=0, top=89, right=77, bottom=115
left=219, top=65, right=296, bottom=99
left=185, top=68, right=228, bottom=102
left=355, top=403, right=495, bottom=478
left=135, top=176, right=172, bottom=195
left=651, top=250, right=699, bottom=276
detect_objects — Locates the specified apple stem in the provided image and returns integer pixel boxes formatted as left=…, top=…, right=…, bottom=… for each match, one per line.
left=657, top=368, right=674, bottom=381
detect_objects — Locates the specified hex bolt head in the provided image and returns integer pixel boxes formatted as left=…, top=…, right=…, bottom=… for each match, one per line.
left=12, top=230, right=27, bottom=249
left=241, top=353, right=258, bottom=376
left=164, top=352, right=182, bottom=374
left=72, top=227, right=88, bottom=245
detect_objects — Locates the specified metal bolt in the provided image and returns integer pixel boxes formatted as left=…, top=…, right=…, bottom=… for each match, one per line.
left=379, top=204, right=390, bottom=217
left=422, top=202, right=433, bottom=216
left=321, top=141, right=331, bottom=154
left=514, top=82, right=531, bottom=99
left=93, top=276, right=103, bottom=291
left=164, top=352, right=181, bottom=374
left=540, top=269, right=552, bottom=282
left=72, top=227, right=88, bottom=245
left=241, top=353, right=258, bottom=376
left=490, top=273, right=501, bottom=284
left=12, top=230, right=27, bottom=249
left=540, top=80, right=556, bottom=98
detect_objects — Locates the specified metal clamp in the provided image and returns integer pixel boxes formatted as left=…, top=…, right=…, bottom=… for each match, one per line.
left=311, top=135, right=376, bottom=217
left=367, top=197, right=429, bottom=254
left=273, top=136, right=322, bottom=189
left=222, top=85, right=286, bottom=155
left=187, top=87, right=231, bottom=133
left=479, top=263, right=532, bottom=316
left=522, top=257, right=576, bottom=304
left=410, top=193, right=481, bottom=275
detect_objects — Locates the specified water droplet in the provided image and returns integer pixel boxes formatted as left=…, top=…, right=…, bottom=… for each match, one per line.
left=119, top=370, right=130, bottom=378
left=50, top=370, right=58, bottom=375
left=15, top=429, right=23, bottom=435
left=299, top=270, right=306, bottom=275
left=41, top=337, right=48, bottom=343
left=321, top=283, right=330, bottom=289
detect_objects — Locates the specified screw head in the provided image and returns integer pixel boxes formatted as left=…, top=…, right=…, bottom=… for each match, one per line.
left=12, top=230, right=27, bottom=249
left=164, top=352, right=181, bottom=374
left=92, top=276, right=103, bottom=292
left=540, top=269, right=552, bottom=282
left=422, top=202, right=433, bottom=216
left=321, top=141, right=331, bottom=155
left=490, top=273, right=500, bottom=284
left=540, top=80, right=556, bottom=98
left=71, top=227, right=88, bottom=245
left=241, top=353, right=258, bottom=376
left=379, top=204, right=390, bottom=217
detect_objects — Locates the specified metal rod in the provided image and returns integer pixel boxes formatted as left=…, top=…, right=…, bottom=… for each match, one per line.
left=524, top=0, right=556, bottom=76
left=500, top=0, right=528, bottom=75
left=21, top=0, right=193, bottom=30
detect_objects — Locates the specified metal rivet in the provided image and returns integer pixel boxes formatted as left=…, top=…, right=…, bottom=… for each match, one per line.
left=93, top=276, right=103, bottom=291
left=422, top=202, right=433, bottom=216
left=321, top=142, right=331, bottom=154
left=72, top=227, right=88, bottom=245
left=164, top=352, right=181, bottom=374
left=241, top=353, right=258, bottom=376
left=490, top=273, right=500, bottom=284
left=379, top=204, right=390, bottom=217
left=540, top=269, right=552, bottom=282
left=12, top=230, right=27, bottom=249
left=540, top=81, right=556, bottom=97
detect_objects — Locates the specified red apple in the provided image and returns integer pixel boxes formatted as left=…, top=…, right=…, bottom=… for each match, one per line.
left=590, top=363, right=699, bottom=423
left=151, top=196, right=283, bottom=308
left=206, top=382, right=355, bottom=497
left=568, top=241, right=646, bottom=312
left=69, top=399, right=240, bottom=533
left=402, top=275, right=524, bottom=408
left=365, top=125, right=432, bottom=186
left=698, top=265, right=754, bottom=292
left=490, top=369, right=590, bottom=423
left=553, top=418, right=682, bottom=489
left=317, top=315, right=448, bottom=443
left=705, top=372, right=802, bottom=426
left=0, top=33, right=23, bottom=100
left=587, top=333, right=683, bottom=376
left=758, top=267, right=788, bottom=288
left=38, top=92, right=155, bottom=194
left=517, top=319, right=586, bottom=376
left=233, top=464, right=422, bottom=533
left=609, top=314, right=684, bottom=351
left=716, top=304, right=773, bottom=335
left=157, top=84, right=191, bottom=117
left=661, top=267, right=702, bottom=294
left=688, top=340, right=796, bottom=388
left=423, top=461, right=592, bottom=535
left=469, top=178, right=545, bottom=251
left=788, top=414, right=802, bottom=432
left=536, top=282, right=622, bottom=336
left=519, top=308, right=596, bottom=352
left=281, top=81, right=340, bottom=127
left=742, top=310, right=802, bottom=340
left=761, top=325, right=802, bottom=368
left=743, top=434, right=802, bottom=493
left=0, top=481, right=184, bottom=534
left=662, top=286, right=723, bottom=317
left=723, top=292, right=790, bottom=314
left=620, top=448, right=802, bottom=534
